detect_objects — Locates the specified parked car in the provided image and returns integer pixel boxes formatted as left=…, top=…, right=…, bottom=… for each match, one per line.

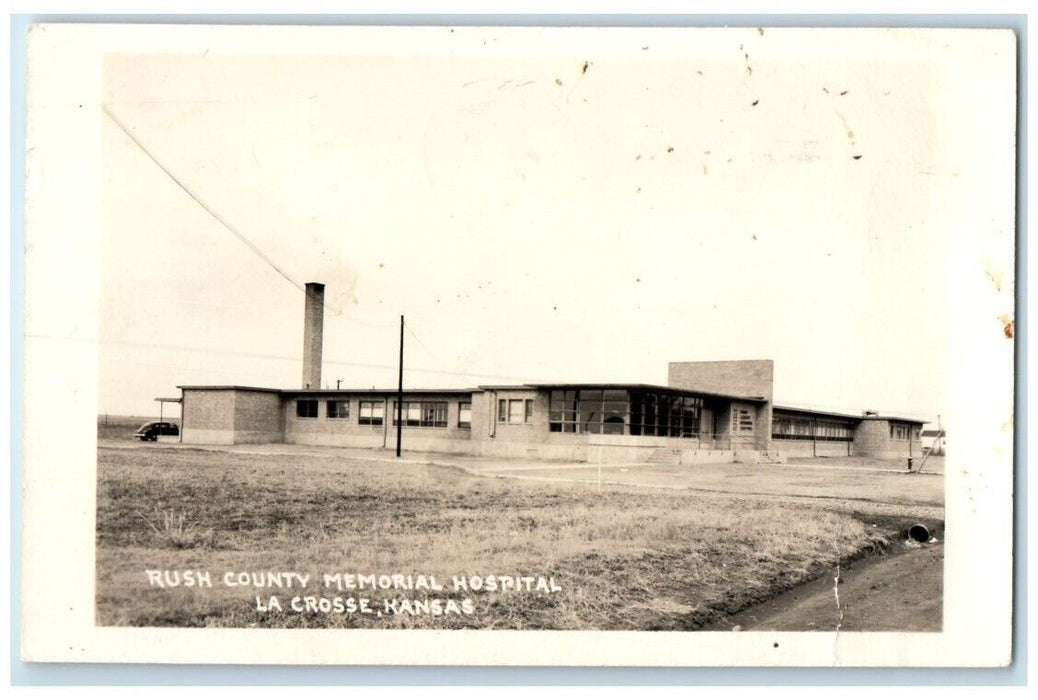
left=134, top=421, right=179, bottom=441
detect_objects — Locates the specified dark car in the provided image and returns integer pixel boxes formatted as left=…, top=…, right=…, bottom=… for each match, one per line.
left=134, top=421, right=180, bottom=441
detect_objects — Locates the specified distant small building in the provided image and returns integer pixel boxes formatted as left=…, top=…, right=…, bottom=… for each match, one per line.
left=920, top=428, right=946, bottom=456
left=177, top=283, right=928, bottom=463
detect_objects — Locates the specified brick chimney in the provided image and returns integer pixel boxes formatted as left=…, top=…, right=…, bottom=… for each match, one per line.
left=302, top=282, right=325, bottom=389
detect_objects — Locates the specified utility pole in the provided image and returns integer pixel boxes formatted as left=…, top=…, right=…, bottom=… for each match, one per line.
left=396, top=315, right=404, bottom=458
left=914, top=414, right=943, bottom=475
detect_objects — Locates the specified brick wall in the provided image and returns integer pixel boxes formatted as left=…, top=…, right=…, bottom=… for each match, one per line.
left=181, top=389, right=235, bottom=444
left=284, top=393, right=474, bottom=450
left=853, top=419, right=921, bottom=460
left=668, top=360, right=774, bottom=400
left=182, top=389, right=283, bottom=444
left=668, top=360, right=774, bottom=450
left=183, top=389, right=234, bottom=430
left=232, top=390, right=283, bottom=444
left=285, top=395, right=387, bottom=447
left=473, top=389, right=590, bottom=460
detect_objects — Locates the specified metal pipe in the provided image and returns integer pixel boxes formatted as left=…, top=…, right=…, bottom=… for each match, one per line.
left=908, top=524, right=931, bottom=543
left=396, top=315, right=404, bottom=457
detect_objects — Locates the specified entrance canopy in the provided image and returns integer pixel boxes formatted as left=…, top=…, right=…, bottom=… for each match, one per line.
left=154, top=397, right=182, bottom=422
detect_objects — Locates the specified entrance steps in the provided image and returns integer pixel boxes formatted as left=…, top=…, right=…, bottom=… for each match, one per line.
left=647, top=448, right=683, bottom=465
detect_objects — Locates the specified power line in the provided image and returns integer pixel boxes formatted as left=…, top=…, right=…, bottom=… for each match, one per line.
left=325, top=308, right=401, bottom=329
left=105, top=353, right=537, bottom=386
left=405, top=323, right=440, bottom=361
left=101, top=103, right=304, bottom=294
left=102, top=107, right=405, bottom=331
left=100, top=358, right=292, bottom=383
left=101, top=292, right=403, bottom=331
left=31, top=333, right=543, bottom=385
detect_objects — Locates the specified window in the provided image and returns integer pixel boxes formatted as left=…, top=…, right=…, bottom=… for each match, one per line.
left=890, top=423, right=911, bottom=441
left=771, top=414, right=853, bottom=442
left=816, top=420, right=852, bottom=441
left=327, top=400, right=350, bottom=419
left=499, top=398, right=532, bottom=424
left=631, top=391, right=701, bottom=438
left=359, top=400, right=384, bottom=426
left=577, top=389, right=603, bottom=433
left=508, top=399, right=525, bottom=423
left=548, top=390, right=577, bottom=433
left=296, top=399, right=318, bottom=418
left=548, top=388, right=702, bottom=437
left=459, top=402, right=472, bottom=429
left=393, top=401, right=448, bottom=428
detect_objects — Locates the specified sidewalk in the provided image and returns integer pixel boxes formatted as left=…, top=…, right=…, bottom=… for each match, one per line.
left=782, top=461, right=943, bottom=476
left=98, top=438, right=943, bottom=478
left=97, top=437, right=610, bottom=474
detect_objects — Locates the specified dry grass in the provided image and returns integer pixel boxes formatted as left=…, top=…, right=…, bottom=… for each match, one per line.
left=134, top=507, right=215, bottom=549
left=494, top=461, right=944, bottom=521
left=96, top=446, right=928, bottom=630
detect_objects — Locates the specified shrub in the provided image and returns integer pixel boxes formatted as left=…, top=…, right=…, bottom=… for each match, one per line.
left=136, top=508, right=211, bottom=549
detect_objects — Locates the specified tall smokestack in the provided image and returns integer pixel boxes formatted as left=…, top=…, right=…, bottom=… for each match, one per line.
left=302, top=282, right=325, bottom=389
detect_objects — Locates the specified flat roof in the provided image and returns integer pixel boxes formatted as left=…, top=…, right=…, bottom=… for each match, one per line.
left=522, top=383, right=768, bottom=403
left=178, top=385, right=475, bottom=396
left=280, top=388, right=475, bottom=396
left=861, top=415, right=930, bottom=425
left=773, top=404, right=865, bottom=420
left=774, top=403, right=929, bottom=424
left=178, top=385, right=281, bottom=392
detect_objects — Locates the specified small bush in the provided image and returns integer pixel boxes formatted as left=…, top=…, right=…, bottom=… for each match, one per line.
left=136, top=508, right=211, bottom=549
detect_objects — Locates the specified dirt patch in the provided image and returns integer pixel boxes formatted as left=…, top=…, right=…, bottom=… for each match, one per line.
left=710, top=540, right=943, bottom=632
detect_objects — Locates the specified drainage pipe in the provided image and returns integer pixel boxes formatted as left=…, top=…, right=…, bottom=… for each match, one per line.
left=908, top=523, right=931, bottom=542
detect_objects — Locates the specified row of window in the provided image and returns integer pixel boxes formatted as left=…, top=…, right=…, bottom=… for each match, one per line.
left=396, top=401, right=449, bottom=427
left=299, top=396, right=918, bottom=443
left=772, top=416, right=854, bottom=442
left=547, top=389, right=707, bottom=437
left=890, top=423, right=920, bottom=441
left=295, top=399, right=472, bottom=428
left=772, top=418, right=923, bottom=443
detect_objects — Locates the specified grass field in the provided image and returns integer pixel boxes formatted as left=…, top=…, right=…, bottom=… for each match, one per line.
left=492, top=460, right=945, bottom=521
left=96, top=442, right=942, bottom=631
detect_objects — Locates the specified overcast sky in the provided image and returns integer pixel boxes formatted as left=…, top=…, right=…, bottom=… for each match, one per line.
left=96, top=27, right=1012, bottom=420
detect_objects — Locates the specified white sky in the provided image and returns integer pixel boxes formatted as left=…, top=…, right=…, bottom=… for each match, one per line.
left=96, top=27, right=1014, bottom=420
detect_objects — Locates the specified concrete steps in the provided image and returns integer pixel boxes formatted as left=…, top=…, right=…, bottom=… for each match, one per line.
left=647, top=448, right=683, bottom=465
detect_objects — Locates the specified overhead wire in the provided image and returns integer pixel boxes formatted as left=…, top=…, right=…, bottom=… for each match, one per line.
left=405, top=322, right=440, bottom=362
left=99, top=106, right=548, bottom=387
left=33, top=333, right=542, bottom=385
left=102, top=104, right=304, bottom=294
left=402, top=319, right=541, bottom=384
